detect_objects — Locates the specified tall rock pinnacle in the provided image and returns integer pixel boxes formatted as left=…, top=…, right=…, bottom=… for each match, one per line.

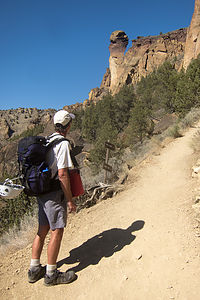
left=88, top=4, right=197, bottom=103
left=108, top=30, right=129, bottom=92
left=183, top=0, right=200, bottom=69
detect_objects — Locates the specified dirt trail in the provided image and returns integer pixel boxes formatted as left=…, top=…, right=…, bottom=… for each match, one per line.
left=1, top=125, right=200, bottom=300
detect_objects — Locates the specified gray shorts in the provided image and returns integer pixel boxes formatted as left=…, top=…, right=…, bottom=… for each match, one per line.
left=37, top=190, right=67, bottom=230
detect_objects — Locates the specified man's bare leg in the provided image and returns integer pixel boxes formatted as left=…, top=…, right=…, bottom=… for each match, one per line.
left=32, top=224, right=50, bottom=259
left=47, top=228, right=64, bottom=265
left=28, top=224, right=50, bottom=283
left=44, top=227, right=76, bottom=285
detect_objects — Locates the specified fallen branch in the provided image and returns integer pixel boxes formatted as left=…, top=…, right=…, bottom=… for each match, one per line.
left=76, top=182, right=123, bottom=211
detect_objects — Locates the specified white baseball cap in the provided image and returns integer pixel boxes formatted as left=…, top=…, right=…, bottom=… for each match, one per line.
left=53, top=110, right=75, bottom=127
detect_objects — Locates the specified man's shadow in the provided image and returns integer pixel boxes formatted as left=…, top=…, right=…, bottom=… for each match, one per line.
left=57, top=220, right=145, bottom=272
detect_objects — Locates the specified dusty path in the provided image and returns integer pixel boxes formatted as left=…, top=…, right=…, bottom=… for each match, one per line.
left=1, top=125, right=200, bottom=300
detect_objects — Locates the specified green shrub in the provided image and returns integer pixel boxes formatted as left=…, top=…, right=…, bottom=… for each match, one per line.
left=0, top=193, right=36, bottom=236
left=125, top=101, right=153, bottom=147
left=167, top=124, right=183, bottom=138
left=136, top=61, right=179, bottom=114
left=70, top=109, right=84, bottom=131
left=174, top=56, right=200, bottom=116
left=180, top=108, right=200, bottom=128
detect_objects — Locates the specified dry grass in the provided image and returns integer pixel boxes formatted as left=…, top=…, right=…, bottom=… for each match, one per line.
left=0, top=210, right=37, bottom=257
left=166, top=124, right=183, bottom=138
left=180, top=108, right=200, bottom=129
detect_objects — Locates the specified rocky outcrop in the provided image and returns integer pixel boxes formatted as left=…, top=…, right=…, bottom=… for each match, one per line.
left=110, top=29, right=186, bottom=94
left=0, top=108, right=55, bottom=144
left=88, top=29, right=187, bottom=101
left=0, top=119, right=12, bottom=139
left=87, top=0, right=200, bottom=102
left=63, top=102, right=83, bottom=111
left=108, top=31, right=129, bottom=92
left=83, top=68, right=111, bottom=106
left=100, top=68, right=111, bottom=89
left=183, top=0, right=200, bottom=69
left=0, top=107, right=84, bottom=179
left=0, top=142, right=18, bottom=177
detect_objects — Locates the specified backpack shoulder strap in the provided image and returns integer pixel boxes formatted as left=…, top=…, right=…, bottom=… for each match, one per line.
left=48, top=138, right=67, bottom=148
left=46, top=135, right=67, bottom=151
left=46, top=134, right=79, bottom=168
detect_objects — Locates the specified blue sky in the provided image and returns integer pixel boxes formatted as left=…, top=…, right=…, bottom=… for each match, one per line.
left=0, top=0, right=195, bottom=110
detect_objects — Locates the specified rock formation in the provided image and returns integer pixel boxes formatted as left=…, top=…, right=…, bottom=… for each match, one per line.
left=0, top=108, right=83, bottom=178
left=110, top=29, right=186, bottom=95
left=183, top=0, right=200, bottom=69
left=87, top=29, right=187, bottom=101
left=108, top=31, right=129, bottom=92
left=0, top=108, right=55, bottom=144
left=87, top=0, right=200, bottom=102
left=0, top=118, right=12, bottom=139
left=63, top=102, right=84, bottom=111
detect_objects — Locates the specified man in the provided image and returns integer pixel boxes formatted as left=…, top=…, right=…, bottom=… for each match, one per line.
left=28, top=110, right=77, bottom=286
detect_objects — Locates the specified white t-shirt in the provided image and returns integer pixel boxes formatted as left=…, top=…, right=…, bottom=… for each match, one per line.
left=46, top=133, right=73, bottom=179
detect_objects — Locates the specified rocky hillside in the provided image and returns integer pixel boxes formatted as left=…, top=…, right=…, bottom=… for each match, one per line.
left=87, top=0, right=200, bottom=103
left=0, top=108, right=55, bottom=142
left=0, top=107, right=87, bottom=181
left=0, top=108, right=56, bottom=178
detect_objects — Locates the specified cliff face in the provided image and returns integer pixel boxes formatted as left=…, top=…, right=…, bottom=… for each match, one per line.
left=88, top=29, right=187, bottom=100
left=88, top=0, right=200, bottom=102
left=0, top=108, right=56, bottom=178
left=108, top=31, right=129, bottom=93
left=183, top=0, right=200, bottom=69
left=0, top=108, right=54, bottom=143
left=108, top=29, right=187, bottom=95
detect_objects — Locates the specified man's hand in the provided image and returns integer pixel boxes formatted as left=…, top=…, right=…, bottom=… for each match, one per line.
left=67, top=200, right=76, bottom=213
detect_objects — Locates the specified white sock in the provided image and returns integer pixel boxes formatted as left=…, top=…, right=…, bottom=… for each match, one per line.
left=46, top=264, right=57, bottom=276
left=30, top=258, right=40, bottom=268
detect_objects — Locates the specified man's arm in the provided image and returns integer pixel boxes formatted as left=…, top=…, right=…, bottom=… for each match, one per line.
left=58, top=168, right=76, bottom=213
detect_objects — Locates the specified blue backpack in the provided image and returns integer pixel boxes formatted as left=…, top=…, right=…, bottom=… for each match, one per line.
left=17, top=135, right=66, bottom=196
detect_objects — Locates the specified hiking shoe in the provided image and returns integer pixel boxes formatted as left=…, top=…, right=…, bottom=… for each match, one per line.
left=28, top=265, right=46, bottom=283
left=44, top=270, right=77, bottom=286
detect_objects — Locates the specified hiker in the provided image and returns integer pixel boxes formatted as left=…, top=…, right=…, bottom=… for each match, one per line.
left=28, top=110, right=77, bottom=286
